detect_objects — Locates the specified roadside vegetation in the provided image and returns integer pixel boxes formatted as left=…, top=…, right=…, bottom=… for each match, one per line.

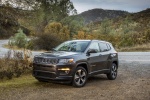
left=0, top=0, right=150, bottom=51
left=0, top=49, right=32, bottom=80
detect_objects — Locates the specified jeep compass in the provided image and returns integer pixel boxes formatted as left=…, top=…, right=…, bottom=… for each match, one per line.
left=33, top=40, right=118, bottom=87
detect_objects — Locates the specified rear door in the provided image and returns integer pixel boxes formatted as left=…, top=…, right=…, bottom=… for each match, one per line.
left=98, top=42, right=111, bottom=70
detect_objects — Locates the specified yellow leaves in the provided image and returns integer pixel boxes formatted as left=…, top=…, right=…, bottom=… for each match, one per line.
left=44, top=22, right=70, bottom=41
left=73, top=31, right=96, bottom=40
left=73, top=31, right=86, bottom=39
left=59, top=26, right=70, bottom=40
left=44, top=22, right=62, bottom=34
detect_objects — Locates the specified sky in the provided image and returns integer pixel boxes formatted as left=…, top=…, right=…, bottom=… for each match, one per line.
left=70, top=0, right=150, bottom=13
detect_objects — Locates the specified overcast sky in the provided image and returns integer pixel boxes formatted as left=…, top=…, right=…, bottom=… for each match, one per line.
left=70, top=0, right=150, bottom=13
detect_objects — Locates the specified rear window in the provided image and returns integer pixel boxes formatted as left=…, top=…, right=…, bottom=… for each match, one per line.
left=106, top=44, right=111, bottom=50
left=99, top=42, right=111, bottom=52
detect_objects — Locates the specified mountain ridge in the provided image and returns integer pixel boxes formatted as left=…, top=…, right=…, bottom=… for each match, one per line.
left=78, top=8, right=129, bottom=24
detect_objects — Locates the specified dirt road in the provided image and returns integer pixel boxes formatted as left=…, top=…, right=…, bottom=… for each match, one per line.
left=0, top=61, right=150, bottom=100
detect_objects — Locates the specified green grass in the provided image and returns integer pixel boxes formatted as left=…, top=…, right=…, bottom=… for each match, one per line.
left=0, top=74, right=37, bottom=88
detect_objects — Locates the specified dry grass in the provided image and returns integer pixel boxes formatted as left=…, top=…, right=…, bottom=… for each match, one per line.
left=3, top=44, right=46, bottom=52
left=0, top=50, right=32, bottom=80
left=3, top=45, right=21, bottom=50
left=117, top=43, right=150, bottom=52
left=0, top=74, right=36, bottom=88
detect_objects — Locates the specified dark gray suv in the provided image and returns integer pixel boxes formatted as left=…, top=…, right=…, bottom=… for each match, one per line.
left=33, top=40, right=118, bottom=87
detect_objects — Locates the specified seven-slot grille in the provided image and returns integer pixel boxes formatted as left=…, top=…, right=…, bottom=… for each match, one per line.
left=34, top=57, right=58, bottom=64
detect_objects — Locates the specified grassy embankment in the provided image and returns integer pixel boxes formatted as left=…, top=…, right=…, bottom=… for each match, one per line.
left=0, top=74, right=35, bottom=88
left=117, top=43, right=150, bottom=52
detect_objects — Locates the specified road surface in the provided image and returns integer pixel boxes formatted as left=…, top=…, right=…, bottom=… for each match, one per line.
left=0, top=39, right=150, bottom=64
left=0, top=40, right=41, bottom=58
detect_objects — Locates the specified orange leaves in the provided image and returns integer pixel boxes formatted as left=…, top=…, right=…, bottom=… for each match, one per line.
left=73, top=31, right=96, bottom=40
left=44, top=22, right=70, bottom=41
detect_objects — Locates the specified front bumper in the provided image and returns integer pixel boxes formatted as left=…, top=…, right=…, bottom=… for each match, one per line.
left=33, top=63, right=75, bottom=82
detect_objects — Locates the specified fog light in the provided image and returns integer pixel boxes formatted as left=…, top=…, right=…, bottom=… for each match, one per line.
left=58, top=68, right=70, bottom=71
left=58, top=68, right=70, bottom=75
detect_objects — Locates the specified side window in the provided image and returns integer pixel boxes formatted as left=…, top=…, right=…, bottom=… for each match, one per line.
left=106, top=44, right=111, bottom=50
left=88, top=42, right=100, bottom=52
left=99, top=42, right=109, bottom=52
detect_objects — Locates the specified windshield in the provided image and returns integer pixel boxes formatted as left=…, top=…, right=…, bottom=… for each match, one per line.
left=54, top=41, right=90, bottom=52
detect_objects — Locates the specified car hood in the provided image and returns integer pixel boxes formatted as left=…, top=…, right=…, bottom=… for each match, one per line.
left=38, top=51, right=81, bottom=58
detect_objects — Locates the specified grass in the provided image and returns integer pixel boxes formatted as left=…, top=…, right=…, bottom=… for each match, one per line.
left=117, top=43, right=150, bottom=52
left=3, top=44, right=46, bottom=52
left=0, top=74, right=37, bottom=88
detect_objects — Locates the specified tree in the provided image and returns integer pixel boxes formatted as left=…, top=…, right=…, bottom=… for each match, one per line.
left=44, top=22, right=70, bottom=41
left=9, top=28, right=28, bottom=48
left=99, top=18, right=112, bottom=34
left=34, top=0, right=77, bottom=34
left=0, top=0, right=77, bottom=35
left=73, top=31, right=85, bottom=39
left=35, top=0, right=76, bottom=22
left=61, top=16, right=84, bottom=37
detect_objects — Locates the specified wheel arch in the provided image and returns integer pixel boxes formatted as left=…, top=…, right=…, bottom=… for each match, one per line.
left=76, top=62, right=89, bottom=74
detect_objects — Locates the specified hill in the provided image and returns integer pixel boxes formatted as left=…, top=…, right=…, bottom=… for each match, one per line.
left=79, top=8, right=129, bottom=24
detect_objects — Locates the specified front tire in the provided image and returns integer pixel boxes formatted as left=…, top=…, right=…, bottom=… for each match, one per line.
left=72, top=67, right=87, bottom=87
left=107, top=63, right=117, bottom=80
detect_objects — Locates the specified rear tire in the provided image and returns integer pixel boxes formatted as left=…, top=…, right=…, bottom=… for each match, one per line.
left=72, top=67, right=87, bottom=87
left=107, top=63, right=117, bottom=80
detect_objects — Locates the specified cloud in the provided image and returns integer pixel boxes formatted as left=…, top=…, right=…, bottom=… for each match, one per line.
left=71, top=0, right=150, bottom=13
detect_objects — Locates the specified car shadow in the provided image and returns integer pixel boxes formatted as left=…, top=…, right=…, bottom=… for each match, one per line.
left=87, top=74, right=108, bottom=83
left=33, top=80, right=72, bottom=89
left=33, top=74, right=108, bottom=88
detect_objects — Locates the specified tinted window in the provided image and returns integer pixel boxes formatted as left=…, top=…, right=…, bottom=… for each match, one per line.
left=107, top=44, right=111, bottom=50
left=55, top=41, right=90, bottom=52
left=99, top=42, right=108, bottom=52
left=88, top=42, right=100, bottom=52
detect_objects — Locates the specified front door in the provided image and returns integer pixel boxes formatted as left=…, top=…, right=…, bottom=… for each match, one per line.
left=87, top=42, right=103, bottom=72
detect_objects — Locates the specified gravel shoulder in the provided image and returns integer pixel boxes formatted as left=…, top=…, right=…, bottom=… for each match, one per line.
left=0, top=62, right=150, bottom=100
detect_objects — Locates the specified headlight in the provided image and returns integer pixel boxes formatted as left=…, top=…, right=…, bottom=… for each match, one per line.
left=59, top=59, right=74, bottom=63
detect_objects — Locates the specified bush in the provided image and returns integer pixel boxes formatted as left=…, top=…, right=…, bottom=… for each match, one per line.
left=44, top=22, right=70, bottom=41
left=33, top=22, right=70, bottom=50
left=33, top=33, right=62, bottom=50
left=0, top=50, right=32, bottom=80
left=9, top=28, right=28, bottom=48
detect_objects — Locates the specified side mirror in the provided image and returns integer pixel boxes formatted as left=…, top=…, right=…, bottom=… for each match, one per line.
left=87, top=49, right=97, bottom=55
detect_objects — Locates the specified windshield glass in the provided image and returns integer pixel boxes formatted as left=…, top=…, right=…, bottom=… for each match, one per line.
left=54, top=41, right=90, bottom=52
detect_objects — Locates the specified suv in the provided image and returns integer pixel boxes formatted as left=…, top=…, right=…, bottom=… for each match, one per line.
left=33, top=40, right=118, bottom=87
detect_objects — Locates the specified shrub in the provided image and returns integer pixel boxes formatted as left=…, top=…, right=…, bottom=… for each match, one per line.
left=9, top=28, right=28, bottom=48
left=33, top=33, right=62, bottom=50
left=0, top=50, right=32, bottom=80
left=33, top=22, right=70, bottom=50
left=44, top=22, right=70, bottom=41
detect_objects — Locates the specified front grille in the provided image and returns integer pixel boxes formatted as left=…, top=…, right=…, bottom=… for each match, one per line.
left=34, top=71, right=56, bottom=78
left=34, top=57, right=58, bottom=64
